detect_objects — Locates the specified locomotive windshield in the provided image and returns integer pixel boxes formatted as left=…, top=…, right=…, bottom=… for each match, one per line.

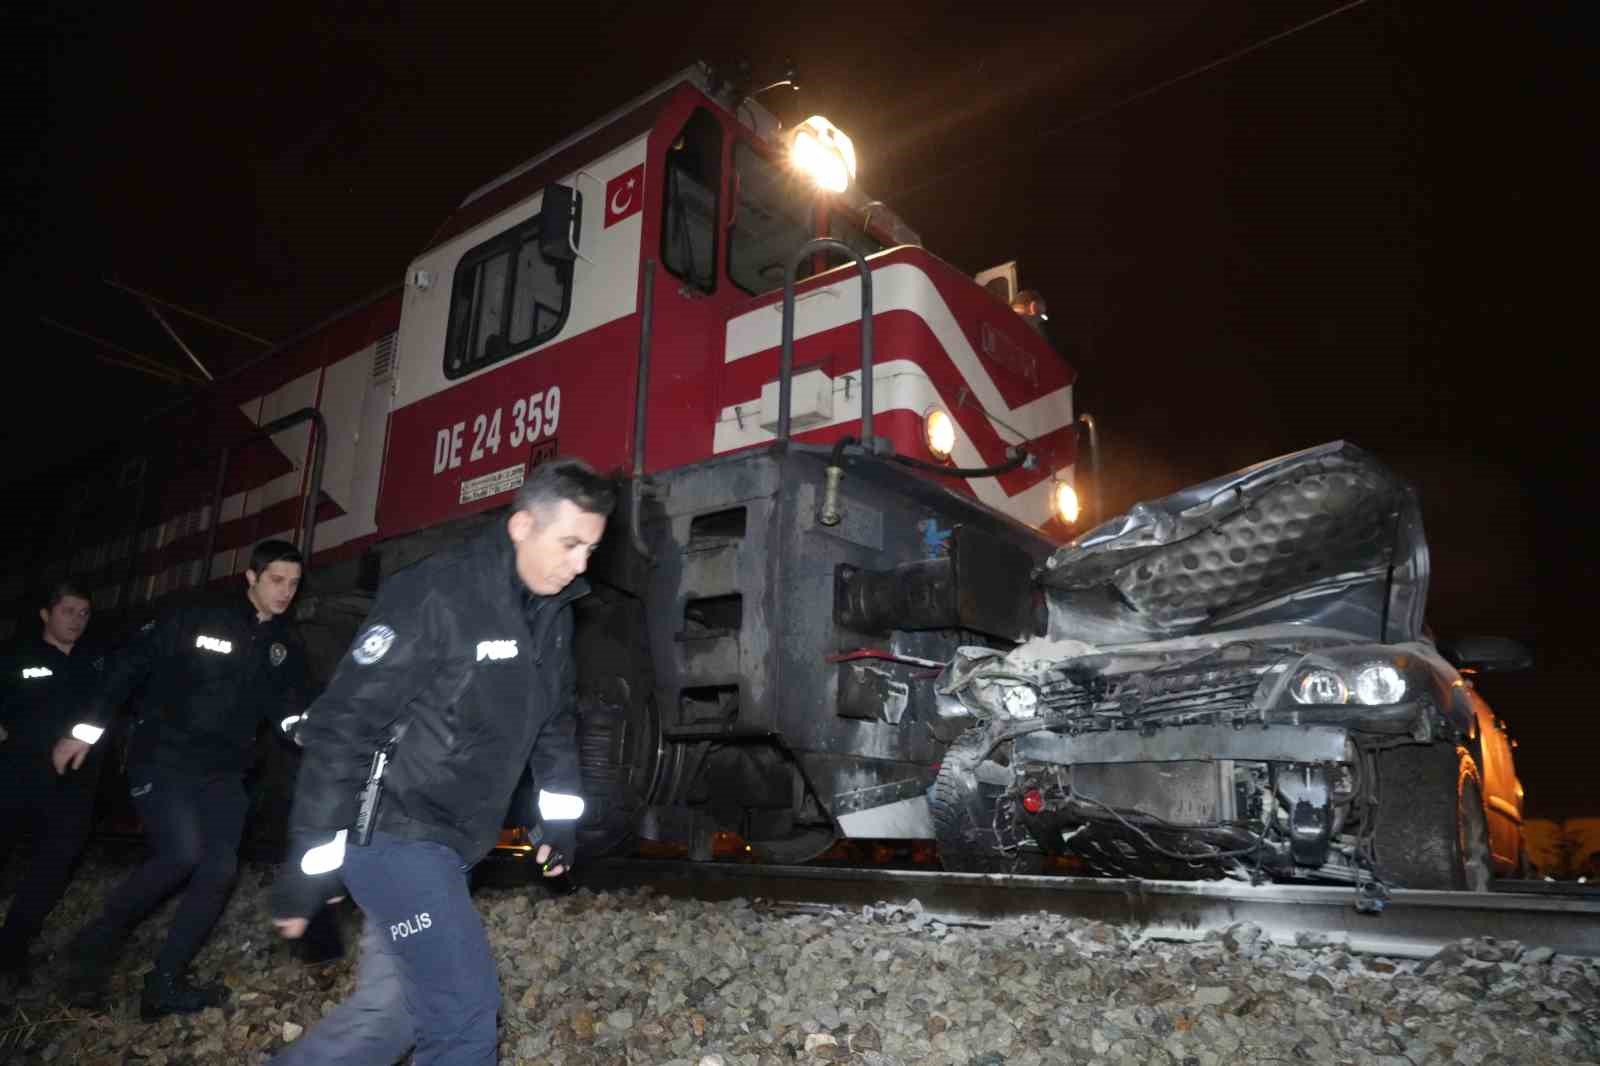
left=728, top=139, right=814, bottom=294
left=727, top=139, right=886, bottom=295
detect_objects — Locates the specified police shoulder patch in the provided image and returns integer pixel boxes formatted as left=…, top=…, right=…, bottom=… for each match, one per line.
left=270, top=642, right=288, bottom=667
left=352, top=625, right=397, bottom=665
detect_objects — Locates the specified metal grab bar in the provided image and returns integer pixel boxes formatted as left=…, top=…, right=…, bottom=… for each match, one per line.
left=777, top=239, right=874, bottom=446
left=629, top=260, right=656, bottom=559
left=1077, top=412, right=1100, bottom=529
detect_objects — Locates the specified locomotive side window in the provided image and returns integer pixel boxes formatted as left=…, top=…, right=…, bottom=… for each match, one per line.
left=728, top=139, right=817, bottom=295
left=444, top=202, right=576, bottom=380
left=661, top=108, right=722, bottom=293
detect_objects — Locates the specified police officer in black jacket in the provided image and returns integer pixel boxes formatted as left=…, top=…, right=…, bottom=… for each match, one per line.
left=270, top=459, right=611, bottom=1066
left=57, top=539, right=309, bottom=1018
left=0, top=581, right=105, bottom=987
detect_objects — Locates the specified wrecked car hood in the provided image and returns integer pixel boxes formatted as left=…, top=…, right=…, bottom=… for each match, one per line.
left=1040, top=441, right=1428, bottom=644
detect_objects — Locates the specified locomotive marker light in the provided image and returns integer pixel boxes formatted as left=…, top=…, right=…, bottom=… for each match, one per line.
left=790, top=116, right=856, bottom=192
left=923, top=405, right=956, bottom=460
left=1051, top=478, right=1081, bottom=526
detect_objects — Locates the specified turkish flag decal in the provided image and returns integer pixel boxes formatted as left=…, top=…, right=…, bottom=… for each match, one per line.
left=604, top=165, right=645, bottom=228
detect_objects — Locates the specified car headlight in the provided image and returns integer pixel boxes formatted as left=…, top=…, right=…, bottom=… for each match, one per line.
left=1001, top=683, right=1039, bottom=719
left=1353, top=663, right=1407, bottom=705
left=961, top=677, right=1040, bottom=720
left=924, top=406, right=956, bottom=460
left=1292, top=668, right=1349, bottom=705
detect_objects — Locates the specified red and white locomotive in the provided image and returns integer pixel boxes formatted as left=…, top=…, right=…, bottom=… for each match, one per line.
left=7, top=64, right=1082, bottom=860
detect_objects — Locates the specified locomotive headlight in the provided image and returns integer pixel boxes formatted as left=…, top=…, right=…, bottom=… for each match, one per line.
left=1353, top=663, right=1407, bottom=705
left=790, top=116, right=857, bottom=193
left=1292, top=668, right=1349, bottom=705
left=1051, top=480, right=1081, bottom=525
left=924, top=406, right=956, bottom=460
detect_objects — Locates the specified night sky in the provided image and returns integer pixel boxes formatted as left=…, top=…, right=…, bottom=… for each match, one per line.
left=4, top=3, right=1587, bottom=813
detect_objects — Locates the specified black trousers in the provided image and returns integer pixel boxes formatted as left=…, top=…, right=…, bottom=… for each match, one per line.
left=71, top=762, right=248, bottom=974
left=0, top=744, right=105, bottom=962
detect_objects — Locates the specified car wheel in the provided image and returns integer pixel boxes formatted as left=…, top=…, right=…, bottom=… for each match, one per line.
left=1457, top=773, right=1493, bottom=891
left=930, top=727, right=1017, bottom=873
left=1373, top=743, right=1492, bottom=891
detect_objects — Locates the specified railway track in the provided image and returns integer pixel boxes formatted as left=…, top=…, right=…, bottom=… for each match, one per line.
left=567, top=858, right=1600, bottom=960
left=107, top=826, right=1600, bottom=960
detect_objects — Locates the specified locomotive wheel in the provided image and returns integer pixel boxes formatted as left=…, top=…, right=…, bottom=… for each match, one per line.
left=572, top=587, right=662, bottom=858
left=749, top=825, right=839, bottom=865
left=930, top=727, right=1015, bottom=873
left=1373, top=743, right=1492, bottom=891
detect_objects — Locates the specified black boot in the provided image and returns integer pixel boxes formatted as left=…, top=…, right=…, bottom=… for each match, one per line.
left=0, top=943, right=32, bottom=991
left=60, top=940, right=121, bottom=1009
left=140, top=968, right=229, bottom=1021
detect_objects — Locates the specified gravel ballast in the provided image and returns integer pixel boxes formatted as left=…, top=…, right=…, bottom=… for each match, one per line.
left=2, top=852, right=1596, bottom=1064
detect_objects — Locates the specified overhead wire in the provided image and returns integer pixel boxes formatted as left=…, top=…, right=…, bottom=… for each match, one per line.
left=894, top=0, right=1374, bottom=203
left=39, top=317, right=204, bottom=386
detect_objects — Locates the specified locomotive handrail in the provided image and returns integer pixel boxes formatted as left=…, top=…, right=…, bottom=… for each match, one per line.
left=629, top=261, right=656, bottom=559
left=778, top=239, right=874, bottom=447
left=1078, top=412, right=1100, bottom=528
left=199, top=406, right=328, bottom=585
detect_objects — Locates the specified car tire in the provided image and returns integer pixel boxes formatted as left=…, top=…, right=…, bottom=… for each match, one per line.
left=1373, top=743, right=1492, bottom=891
left=930, top=727, right=1016, bottom=873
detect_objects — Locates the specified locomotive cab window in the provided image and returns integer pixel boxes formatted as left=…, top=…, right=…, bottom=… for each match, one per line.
left=662, top=108, right=722, bottom=292
left=444, top=199, right=577, bottom=380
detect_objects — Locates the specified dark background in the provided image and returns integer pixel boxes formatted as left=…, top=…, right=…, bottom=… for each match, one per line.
left=2, top=3, right=1587, bottom=814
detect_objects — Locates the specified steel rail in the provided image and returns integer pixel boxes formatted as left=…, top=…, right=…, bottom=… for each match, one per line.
left=571, top=858, right=1600, bottom=960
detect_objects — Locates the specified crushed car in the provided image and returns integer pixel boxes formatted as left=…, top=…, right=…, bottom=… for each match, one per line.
left=929, top=441, right=1530, bottom=890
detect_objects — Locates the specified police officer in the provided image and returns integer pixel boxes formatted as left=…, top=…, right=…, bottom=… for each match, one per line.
left=57, top=539, right=309, bottom=1018
left=1010, top=288, right=1055, bottom=346
left=270, top=459, right=611, bottom=1066
left=0, top=581, right=105, bottom=988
